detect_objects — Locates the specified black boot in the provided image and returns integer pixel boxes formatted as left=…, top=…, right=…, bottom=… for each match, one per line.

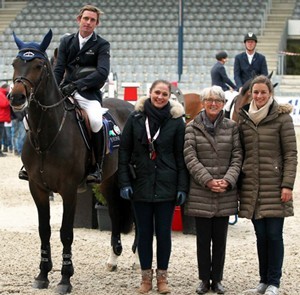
left=19, top=165, right=29, bottom=181
left=86, top=128, right=105, bottom=184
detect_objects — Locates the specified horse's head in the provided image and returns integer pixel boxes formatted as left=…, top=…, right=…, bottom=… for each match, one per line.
left=9, top=30, right=53, bottom=112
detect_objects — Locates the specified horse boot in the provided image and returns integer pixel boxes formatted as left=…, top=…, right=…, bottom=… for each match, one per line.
left=139, top=269, right=153, bottom=294
left=87, top=128, right=105, bottom=184
left=156, top=269, right=171, bottom=294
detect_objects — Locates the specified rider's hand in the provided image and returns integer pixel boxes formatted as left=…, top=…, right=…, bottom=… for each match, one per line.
left=120, top=186, right=133, bottom=200
left=61, top=83, right=77, bottom=97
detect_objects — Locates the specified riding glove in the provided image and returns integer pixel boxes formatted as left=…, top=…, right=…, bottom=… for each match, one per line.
left=176, top=191, right=186, bottom=206
left=120, top=186, right=133, bottom=200
left=61, top=83, right=77, bottom=97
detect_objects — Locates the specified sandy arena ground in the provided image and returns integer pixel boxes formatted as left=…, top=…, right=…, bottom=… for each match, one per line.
left=1, top=129, right=300, bottom=295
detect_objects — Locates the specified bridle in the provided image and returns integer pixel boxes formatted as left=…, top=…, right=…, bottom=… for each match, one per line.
left=12, top=49, right=70, bottom=153
left=13, top=52, right=66, bottom=110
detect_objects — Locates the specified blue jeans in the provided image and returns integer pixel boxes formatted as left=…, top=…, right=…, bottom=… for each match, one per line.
left=2, top=126, right=13, bottom=150
left=252, top=217, right=284, bottom=287
left=0, top=123, right=4, bottom=150
left=133, top=201, right=175, bottom=270
left=12, top=119, right=26, bottom=154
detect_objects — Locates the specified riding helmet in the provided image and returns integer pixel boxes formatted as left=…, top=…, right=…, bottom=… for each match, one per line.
left=244, top=32, right=257, bottom=43
left=215, top=51, right=228, bottom=61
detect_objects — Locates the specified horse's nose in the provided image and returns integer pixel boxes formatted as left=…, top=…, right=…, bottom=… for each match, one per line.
left=9, top=92, right=27, bottom=111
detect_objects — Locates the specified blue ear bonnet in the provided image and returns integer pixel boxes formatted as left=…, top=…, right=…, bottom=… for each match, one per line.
left=13, top=29, right=53, bottom=61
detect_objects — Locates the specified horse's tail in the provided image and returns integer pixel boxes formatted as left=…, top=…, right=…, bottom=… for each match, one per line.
left=119, top=198, right=134, bottom=234
left=104, top=176, right=134, bottom=234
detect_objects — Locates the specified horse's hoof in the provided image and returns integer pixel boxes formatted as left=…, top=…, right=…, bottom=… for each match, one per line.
left=56, top=283, right=72, bottom=294
left=32, top=278, right=49, bottom=289
left=106, top=263, right=118, bottom=272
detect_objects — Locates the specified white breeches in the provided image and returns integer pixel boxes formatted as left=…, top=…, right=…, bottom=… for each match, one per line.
left=74, top=92, right=103, bottom=133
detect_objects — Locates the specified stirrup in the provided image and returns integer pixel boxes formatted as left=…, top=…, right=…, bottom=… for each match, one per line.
left=19, top=166, right=29, bottom=181
left=86, top=167, right=102, bottom=184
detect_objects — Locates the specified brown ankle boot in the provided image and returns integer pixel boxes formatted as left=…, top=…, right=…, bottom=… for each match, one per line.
left=156, top=269, right=171, bottom=294
left=139, top=269, right=153, bottom=294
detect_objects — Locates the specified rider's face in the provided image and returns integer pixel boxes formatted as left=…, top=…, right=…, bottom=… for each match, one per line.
left=245, top=40, right=257, bottom=53
left=77, top=10, right=99, bottom=38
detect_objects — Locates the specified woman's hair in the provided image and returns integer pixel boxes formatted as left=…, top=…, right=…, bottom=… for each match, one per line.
left=201, top=85, right=225, bottom=102
left=250, top=75, right=274, bottom=94
left=78, top=5, right=104, bottom=23
left=149, top=79, right=172, bottom=94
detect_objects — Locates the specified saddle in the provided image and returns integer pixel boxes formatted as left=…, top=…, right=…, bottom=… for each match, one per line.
left=68, top=99, right=121, bottom=154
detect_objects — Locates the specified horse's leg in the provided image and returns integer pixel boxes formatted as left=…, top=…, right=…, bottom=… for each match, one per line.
left=30, top=186, right=53, bottom=289
left=56, top=194, right=76, bottom=294
left=102, top=177, right=123, bottom=271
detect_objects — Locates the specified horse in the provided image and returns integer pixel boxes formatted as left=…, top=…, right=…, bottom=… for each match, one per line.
left=9, top=29, right=135, bottom=293
left=183, top=93, right=203, bottom=124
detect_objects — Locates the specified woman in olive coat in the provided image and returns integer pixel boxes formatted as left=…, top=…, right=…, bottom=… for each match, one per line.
left=238, top=75, right=297, bottom=295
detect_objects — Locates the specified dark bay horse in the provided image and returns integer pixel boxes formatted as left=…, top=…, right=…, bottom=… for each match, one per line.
left=9, top=30, right=134, bottom=293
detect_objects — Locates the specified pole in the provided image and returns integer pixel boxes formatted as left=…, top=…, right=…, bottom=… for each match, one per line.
left=178, top=0, right=183, bottom=82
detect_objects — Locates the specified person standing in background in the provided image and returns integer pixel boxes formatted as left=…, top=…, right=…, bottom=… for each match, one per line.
left=211, top=51, right=237, bottom=92
left=234, top=32, right=268, bottom=91
left=238, top=75, right=297, bottom=295
left=0, top=83, right=11, bottom=157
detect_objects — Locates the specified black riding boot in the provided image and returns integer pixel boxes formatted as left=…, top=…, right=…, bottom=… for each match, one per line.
left=19, top=165, right=29, bottom=181
left=87, top=128, right=105, bottom=184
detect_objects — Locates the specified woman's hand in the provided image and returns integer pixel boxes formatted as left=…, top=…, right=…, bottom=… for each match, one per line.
left=281, top=187, right=293, bottom=202
left=206, top=179, right=226, bottom=193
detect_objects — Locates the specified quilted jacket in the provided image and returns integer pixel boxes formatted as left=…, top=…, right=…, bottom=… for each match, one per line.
left=238, top=101, right=297, bottom=219
left=183, top=110, right=242, bottom=218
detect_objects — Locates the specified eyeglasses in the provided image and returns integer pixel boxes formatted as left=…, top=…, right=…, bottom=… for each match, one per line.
left=204, top=98, right=225, bottom=105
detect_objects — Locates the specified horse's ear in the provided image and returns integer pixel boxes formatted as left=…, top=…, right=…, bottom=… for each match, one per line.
left=273, top=82, right=278, bottom=88
left=40, top=29, right=53, bottom=52
left=13, top=31, right=25, bottom=50
left=268, top=71, right=273, bottom=79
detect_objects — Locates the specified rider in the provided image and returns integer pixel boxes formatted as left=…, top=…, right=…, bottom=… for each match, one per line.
left=233, top=32, right=268, bottom=92
left=19, top=5, right=110, bottom=183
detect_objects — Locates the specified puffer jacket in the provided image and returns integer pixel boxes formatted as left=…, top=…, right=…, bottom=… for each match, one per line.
left=238, top=101, right=297, bottom=219
left=118, top=97, right=189, bottom=202
left=184, top=110, right=243, bottom=218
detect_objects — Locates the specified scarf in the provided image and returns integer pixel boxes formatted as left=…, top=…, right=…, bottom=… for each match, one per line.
left=141, top=98, right=171, bottom=145
left=248, top=97, right=273, bottom=125
left=200, top=110, right=223, bottom=136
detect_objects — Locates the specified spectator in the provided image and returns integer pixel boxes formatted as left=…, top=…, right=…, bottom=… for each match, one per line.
left=184, top=86, right=242, bottom=295
left=238, top=75, right=297, bottom=295
left=0, top=83, right=11, bottom=157
left=2, top=120, right=13, bottom=153
left=211, top=51, right=237, bottom=92
left=118, top=79, right=189, bottom=294
left=234, top=32, right=268, bottom=91
left=12, top=109, right=26, bottom=156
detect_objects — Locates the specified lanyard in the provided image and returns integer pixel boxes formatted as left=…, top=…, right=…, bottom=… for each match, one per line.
left=145, top=117, right=160, bottom=160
